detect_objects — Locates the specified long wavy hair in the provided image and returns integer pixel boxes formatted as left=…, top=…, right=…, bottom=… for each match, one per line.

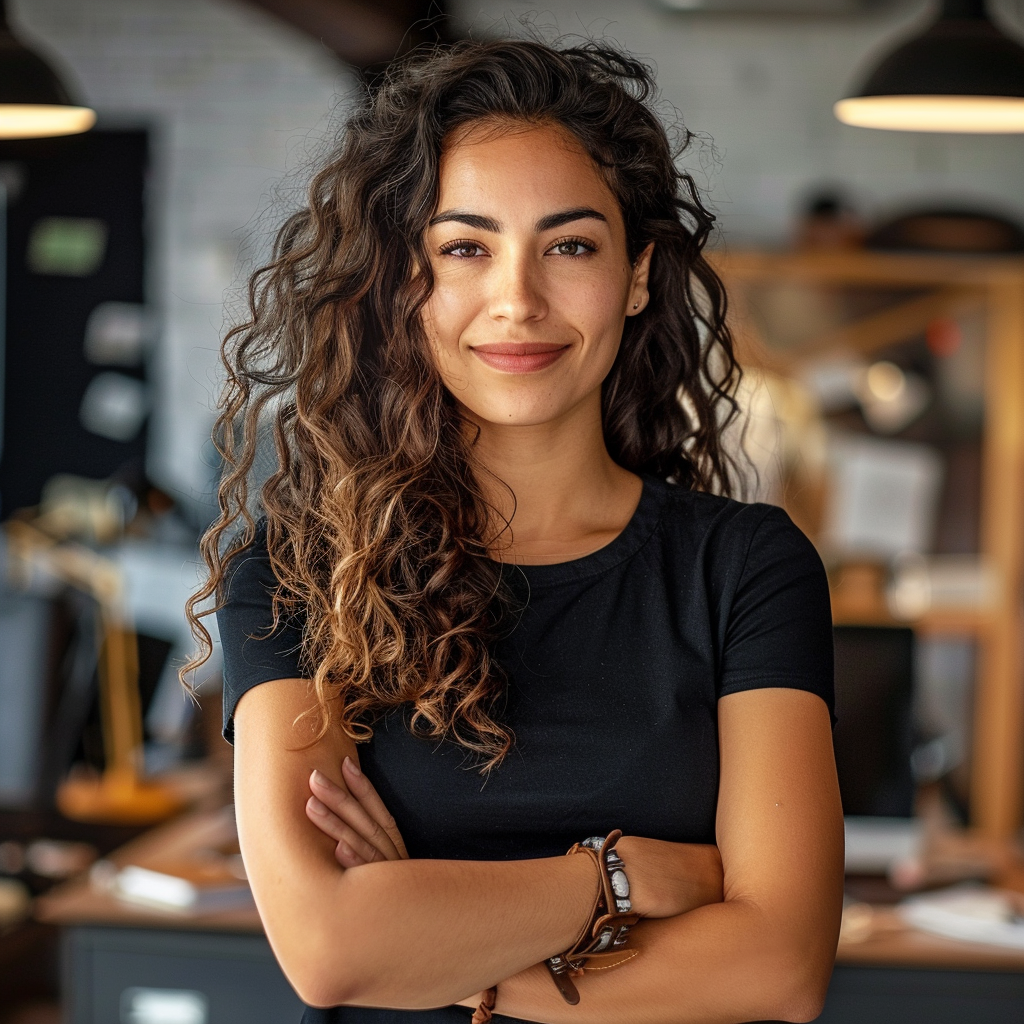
left=184, top=37, right=742, bottom=770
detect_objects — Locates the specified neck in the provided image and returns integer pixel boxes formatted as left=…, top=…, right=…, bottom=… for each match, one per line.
left=466, top=392, right=642, bottom=564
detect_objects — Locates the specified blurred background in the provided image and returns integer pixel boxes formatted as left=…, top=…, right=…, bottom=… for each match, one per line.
left=3, top=1, right=1024, bottom=1022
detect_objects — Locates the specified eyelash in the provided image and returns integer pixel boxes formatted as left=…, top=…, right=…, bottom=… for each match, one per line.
left=436, top=236, right=598, bottom=259
left=438, top=238, right=485, bottom=258
left=547, top=236, right=596, bottom=258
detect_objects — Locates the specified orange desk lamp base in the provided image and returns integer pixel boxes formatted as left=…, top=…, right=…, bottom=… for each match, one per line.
left=57, top=769, right=185, bottom=826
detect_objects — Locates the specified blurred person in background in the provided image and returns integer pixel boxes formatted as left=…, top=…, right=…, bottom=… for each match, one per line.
left=185, top=36, right=843, bottom=1024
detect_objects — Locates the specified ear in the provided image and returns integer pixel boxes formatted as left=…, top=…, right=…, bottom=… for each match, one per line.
left=626, top=243, right=654, bottom=316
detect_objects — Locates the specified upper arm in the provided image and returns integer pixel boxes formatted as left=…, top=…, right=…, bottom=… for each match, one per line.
left=716, top=688, right=844, bottom=996
left=233, top=677, right=360, bottom=1003
left=709, top=508, right=842, bottom=1012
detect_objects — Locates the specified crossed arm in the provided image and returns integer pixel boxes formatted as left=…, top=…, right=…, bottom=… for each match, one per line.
left=233, top=679, right=843, bottom=1023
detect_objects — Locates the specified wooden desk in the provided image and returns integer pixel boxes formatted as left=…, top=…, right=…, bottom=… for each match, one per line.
left=838, top=906, right=1024, bottom=972
left=814, top=900, right=1024, bottom=1023
left=35, top=808, right=261, bottom=934
left=35, top=810, right=302, bottom=1024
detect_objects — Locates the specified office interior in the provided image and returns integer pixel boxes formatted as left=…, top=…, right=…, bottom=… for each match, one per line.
left=3, top=0, right=1024, bottom=1021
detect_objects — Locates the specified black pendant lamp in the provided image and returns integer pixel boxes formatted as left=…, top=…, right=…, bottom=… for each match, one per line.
left=835, top=0, right=1024, bottom=132
left=0, top=0, right=94, bottom=139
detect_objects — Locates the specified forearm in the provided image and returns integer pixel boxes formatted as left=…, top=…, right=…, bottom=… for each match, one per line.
left=327, top=837, right=724, bottom=1010
left=488, top=898, right=836, bottom=1024
left=284, top=852, right=597, bottom=1009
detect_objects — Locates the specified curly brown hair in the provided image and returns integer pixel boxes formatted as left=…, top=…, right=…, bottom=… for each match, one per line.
left=184, top=37, right=741, bottom=771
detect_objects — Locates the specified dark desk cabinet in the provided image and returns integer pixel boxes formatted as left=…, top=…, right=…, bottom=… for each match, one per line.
left=61, top=926, right=1024, bottom=1024
left=819, top=964, right=1024, bottom=1024
left=63, top=926, right=304, bottom=1024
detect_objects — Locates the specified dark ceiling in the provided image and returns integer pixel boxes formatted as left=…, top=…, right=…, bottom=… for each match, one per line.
left=244, top=0, right=453, bottom=73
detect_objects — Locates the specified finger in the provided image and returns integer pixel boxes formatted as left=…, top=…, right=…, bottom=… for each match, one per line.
left=306, top=796, right=384, bottom=864
left=341, top=758, right=409, bottom=859
left=334, top=837, right=366, bottom=870
left=309, top=771, right=402, bottom=861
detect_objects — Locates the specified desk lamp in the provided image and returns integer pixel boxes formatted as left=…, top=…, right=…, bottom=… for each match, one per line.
left=835, top=0, right=1024, bottom=132
left=5, top=519, right=184, bottom=825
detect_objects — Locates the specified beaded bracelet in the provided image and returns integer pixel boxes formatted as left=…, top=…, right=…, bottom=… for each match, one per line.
left=543, top=829, right=640, bottom=1005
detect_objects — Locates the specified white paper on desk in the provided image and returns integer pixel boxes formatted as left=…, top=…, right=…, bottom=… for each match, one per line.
left=114, top=865, right=254, bottom=913
left=900, top=884, right=1024, bottom=949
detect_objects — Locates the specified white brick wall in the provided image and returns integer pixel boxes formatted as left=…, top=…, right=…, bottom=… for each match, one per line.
left=11, top=0, right=352, bottom=506
left=12, top=0, right=1024, bottom=499
left=452, top=1, right=1024, bottom=241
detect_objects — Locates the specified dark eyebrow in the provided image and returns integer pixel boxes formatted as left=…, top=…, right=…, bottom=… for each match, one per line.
left=428, top=210, right=502, bottom=232
left=535, top=207, right=607, bottom=232
left=427, top=207, right=608, bottom=234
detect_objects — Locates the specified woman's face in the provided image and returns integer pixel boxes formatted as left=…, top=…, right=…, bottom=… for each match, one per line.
left=422, top=121, right=651, bottom=430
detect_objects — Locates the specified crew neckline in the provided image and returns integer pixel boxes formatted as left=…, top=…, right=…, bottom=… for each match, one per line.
left=496, top=475, right=670, bottom=589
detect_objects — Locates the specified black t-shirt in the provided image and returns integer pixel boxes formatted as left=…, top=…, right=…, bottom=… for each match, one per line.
left=218, top=476, right=834, bottom=1024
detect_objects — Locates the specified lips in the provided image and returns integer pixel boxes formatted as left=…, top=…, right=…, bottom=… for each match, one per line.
left=470, top=342, right=570, bottom=374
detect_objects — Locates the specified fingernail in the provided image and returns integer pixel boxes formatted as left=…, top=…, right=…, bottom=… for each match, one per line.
left=311, top=769, right=328, bottom=788
left=343, top=757, right=362, bottom=776
left=307, top=796, right=327, bottom=815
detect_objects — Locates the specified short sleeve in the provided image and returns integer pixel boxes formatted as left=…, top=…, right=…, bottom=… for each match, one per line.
left=717, top=505, right=835, bottom=723
left=217, top=521, right=307, bottom=743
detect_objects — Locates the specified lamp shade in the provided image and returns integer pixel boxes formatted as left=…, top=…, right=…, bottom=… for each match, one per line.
left=835, top=0, right=1024, bottom=132
left=0, top=5, right=94, bottom=139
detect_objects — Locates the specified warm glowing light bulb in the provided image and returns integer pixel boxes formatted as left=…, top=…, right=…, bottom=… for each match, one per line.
left=834, top=95, right=1024, bottom=133
left=0, top=104, right=95, bottom=139
left=865, top=361, right=906, bottom=403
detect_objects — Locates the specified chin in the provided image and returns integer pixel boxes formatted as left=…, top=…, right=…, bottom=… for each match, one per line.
left=466, top=399, right=574, bottom=429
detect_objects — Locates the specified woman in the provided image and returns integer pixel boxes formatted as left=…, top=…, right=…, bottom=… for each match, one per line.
left=187, top=38, right=843, bottom=1024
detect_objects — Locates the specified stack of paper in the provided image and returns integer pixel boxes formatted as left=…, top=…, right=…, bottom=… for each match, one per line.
left=900, top=885, right=1024, bottom=949
left=98, top=854, right=253, bottom=914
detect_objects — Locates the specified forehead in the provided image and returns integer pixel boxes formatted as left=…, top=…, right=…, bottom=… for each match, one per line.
left=435, top=120, right=619, bottom=217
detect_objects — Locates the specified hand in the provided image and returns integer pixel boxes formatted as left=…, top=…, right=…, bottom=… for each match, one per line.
left=306, top=756, right=409, bottom=868
left=614, top=836, right=723, bottom=919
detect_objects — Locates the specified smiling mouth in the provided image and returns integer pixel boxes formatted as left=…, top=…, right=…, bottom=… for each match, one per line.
left=470, top=342, right=570, bottom=374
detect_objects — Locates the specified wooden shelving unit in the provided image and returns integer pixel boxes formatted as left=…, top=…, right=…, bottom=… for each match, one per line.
left=712, top=249, right=1024, bottom=839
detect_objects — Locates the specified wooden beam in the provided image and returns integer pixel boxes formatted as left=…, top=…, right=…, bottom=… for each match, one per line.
left=721, top=280, right=983, bottom=373
left=711, top=249, right=1024, bottom=289
left=973, top=277, right=1024, bottom=838
left=803, top=287, right=983, bottom=361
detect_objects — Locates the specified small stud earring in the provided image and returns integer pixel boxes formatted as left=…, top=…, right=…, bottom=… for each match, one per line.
left=632, top=302, right=639, bottom=309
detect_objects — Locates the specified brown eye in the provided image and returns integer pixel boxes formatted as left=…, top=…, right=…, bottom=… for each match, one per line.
left=442, top=242, right=485, bottom=258
left=549, top=240, right=592, bottom=257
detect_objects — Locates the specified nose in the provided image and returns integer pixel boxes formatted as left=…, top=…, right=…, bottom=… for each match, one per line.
left=486, top=251, right=548, bottom=324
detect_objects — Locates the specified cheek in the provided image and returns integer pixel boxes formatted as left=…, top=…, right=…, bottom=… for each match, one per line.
left=555, top=270, right=629, bottom=346
left=421, top=293, right=472, bottom=396
left=422, top=277, right=475, bottom=352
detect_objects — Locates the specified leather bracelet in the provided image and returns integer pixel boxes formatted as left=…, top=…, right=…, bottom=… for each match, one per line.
left=471, top=985, right=497, bottom=1024
left=544, top=830, right=640, bottom=1005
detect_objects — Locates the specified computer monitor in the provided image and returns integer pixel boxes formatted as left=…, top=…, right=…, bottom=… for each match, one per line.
left=832, top=625, right=915, bottom=817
